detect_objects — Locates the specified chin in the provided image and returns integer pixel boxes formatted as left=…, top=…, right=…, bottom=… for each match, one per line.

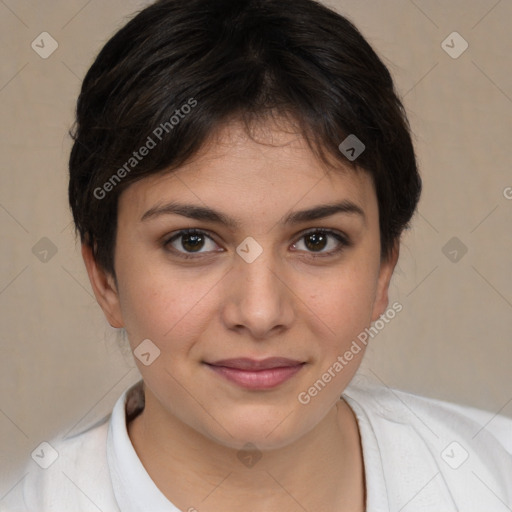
left=198, top=408, right=317, bottom=452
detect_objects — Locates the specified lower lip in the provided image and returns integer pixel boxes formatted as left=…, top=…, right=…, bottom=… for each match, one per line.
left=206, top=364, right=305, bottom=390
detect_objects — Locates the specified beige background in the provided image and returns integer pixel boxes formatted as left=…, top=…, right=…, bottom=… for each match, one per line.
left=1, top=0, right=511, bottom=489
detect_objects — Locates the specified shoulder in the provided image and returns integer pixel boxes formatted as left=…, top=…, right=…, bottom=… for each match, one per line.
left=2, top=414, right=115, bottom=512
left=343, top=375, right=512, bottom=509
left=0, top=380, right=144, bottom=512
left=6, top=380, right=146, bottom=512
left=346, top=377, right=512, bottom=453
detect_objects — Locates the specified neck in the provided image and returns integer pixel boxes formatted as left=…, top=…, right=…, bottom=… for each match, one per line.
left=127, top=388, right=365, bottom=512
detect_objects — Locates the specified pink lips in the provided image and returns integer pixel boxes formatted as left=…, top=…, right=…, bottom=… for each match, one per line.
left=205, top=357, right=305, bottom=390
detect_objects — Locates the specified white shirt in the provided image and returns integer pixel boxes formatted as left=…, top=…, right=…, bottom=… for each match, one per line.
left=2, top=375, right=512, bottom=511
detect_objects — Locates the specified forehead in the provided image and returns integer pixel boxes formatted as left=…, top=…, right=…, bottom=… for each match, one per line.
left=117, top=119, right=377, bottom=226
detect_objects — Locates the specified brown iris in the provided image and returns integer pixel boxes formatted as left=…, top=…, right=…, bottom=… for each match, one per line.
left=304, top=232, right=328, bottom=252
left=181, top=232, right=205, bottom=252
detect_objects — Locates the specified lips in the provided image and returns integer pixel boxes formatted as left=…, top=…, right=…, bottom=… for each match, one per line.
left=205, top=357, right=306, bottom=390
left=207, top=357, right=304, bottom=370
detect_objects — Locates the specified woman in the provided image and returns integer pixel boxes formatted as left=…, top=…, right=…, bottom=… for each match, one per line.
left=5, top=0, right=511, bottom=510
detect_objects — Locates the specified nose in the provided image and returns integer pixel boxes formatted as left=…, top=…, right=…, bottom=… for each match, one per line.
left=220, top=248, right=295, bottom=340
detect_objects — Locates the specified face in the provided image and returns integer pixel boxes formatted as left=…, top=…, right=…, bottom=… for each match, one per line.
left=83, top=119, right=397, bottom=451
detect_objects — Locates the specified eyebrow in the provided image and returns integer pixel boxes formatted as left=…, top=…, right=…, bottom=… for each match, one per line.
left=140, top=199, right=366, bottom=227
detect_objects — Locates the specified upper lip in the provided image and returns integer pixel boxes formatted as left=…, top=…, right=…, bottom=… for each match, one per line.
left=206, top=357, right=305, bottom=370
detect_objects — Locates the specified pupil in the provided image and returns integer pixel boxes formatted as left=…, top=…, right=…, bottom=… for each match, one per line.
left=182, top=233, right=204, bottom=252
left=305, top=232, right=327, bottom=252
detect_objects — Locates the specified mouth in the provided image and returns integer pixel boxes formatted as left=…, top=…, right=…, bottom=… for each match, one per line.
left=204, top=357, right=306, bottom=390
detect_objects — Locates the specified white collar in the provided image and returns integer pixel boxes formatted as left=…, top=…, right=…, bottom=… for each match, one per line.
left=106, top=380, right=181, bottom=512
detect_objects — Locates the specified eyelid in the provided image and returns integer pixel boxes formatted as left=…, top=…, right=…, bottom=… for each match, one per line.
left=298, top=227, right=350, bottom=243
left=163, top=227, right=351, bottom=259
left=162, top=228, right=224, bottom=260
left=163, top=228, right=221, bottom=252
left=290, top=227, right=351, bottom=258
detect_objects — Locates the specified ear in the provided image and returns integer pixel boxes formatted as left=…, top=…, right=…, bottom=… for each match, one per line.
left=370, top=241, right=399, bottom=322
left=81, top=243, right=124, bottom=328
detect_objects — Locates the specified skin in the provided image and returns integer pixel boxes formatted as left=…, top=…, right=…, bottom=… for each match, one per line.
left=82, top=118, right=399, bottom=511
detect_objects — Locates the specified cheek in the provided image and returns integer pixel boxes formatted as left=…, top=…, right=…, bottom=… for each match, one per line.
left=302, top=260, right=380, bottom=343
left=116, top=260, right=227, bottom=360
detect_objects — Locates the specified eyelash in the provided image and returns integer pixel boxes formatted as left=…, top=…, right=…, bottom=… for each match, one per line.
left=163, top=228, right=351, bottom=260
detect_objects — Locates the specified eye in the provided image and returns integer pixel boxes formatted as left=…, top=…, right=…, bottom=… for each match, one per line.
left=164, top=229, right=221, bottom=259
left=291, top=229, right=350, bottom=257
left=163, top=227, right=350, bottom=260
